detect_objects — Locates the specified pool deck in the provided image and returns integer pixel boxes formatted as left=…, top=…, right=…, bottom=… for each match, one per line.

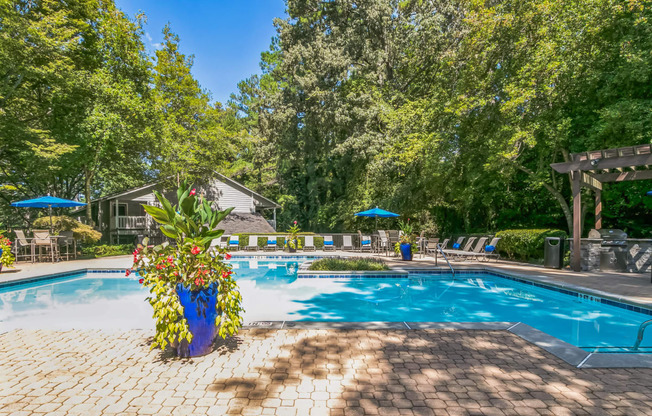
left=2, top=328, right=651, bottom=415
left=2, top=254, right=652, bottom=414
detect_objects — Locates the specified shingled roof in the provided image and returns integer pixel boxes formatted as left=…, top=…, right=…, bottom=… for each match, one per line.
left=219, top=212, right=275, bottom=234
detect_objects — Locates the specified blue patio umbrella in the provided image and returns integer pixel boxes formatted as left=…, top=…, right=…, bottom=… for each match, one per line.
left=11, top=196, right=86, bottom=229
left=355, top=206, right=400, bottom=229
left=647, top=191, right=652, bottom=196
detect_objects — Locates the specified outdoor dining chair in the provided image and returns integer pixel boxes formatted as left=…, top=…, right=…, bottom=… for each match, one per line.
left=13, top=230, right=34, bottom=262
left=32, top=229, right=58, bottom=262
left=59, top=231, right=77, bottom=260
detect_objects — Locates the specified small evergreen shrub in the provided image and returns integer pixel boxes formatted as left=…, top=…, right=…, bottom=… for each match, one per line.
left=495, top=229, right=567, bottom=261
left=82, top=244, right=133, bottom=258
left=309, top=257, right=389, bottom=271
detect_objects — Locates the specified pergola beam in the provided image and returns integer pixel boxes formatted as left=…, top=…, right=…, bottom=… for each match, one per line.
left=551, top=154, right=652, bottom=174
left=590, top=170, right=652, bottom=183
left=581, top=173, right=602, bottom=192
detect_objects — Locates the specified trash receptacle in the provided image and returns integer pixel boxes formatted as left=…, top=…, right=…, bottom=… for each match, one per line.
left=544, top=237, right=564, bottom=269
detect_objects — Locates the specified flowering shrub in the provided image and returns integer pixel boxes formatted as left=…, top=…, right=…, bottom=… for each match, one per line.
left=0, top=233, right=14, bottom=269
left=285, top=220, right=302, bottom=250
left=129, top=182, right=243, bottom=350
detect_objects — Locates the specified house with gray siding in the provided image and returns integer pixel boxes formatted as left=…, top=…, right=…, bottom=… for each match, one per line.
left=73, top=173, right=280, bottom=244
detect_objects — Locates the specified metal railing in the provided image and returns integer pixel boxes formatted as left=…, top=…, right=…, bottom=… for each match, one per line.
left=435, top=244, right=455, bottom=277
left=633, top=319, right=652, bottom=350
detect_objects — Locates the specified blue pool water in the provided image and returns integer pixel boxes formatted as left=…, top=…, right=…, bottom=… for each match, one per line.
left=1, top=258, right=651, bottom=351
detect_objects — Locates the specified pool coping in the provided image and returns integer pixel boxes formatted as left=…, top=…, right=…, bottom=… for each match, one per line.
left=3, top=264, right=652, bottom=368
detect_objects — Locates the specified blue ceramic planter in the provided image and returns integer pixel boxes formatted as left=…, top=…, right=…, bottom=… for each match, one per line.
left=175, top=282, right=219, bottom=357
left=400, top=243, right=413, bottom=261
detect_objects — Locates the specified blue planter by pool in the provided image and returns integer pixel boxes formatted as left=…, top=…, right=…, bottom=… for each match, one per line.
left=400, top=243, right=413, bottom=261
left=175, top=282, right=220, bottom=358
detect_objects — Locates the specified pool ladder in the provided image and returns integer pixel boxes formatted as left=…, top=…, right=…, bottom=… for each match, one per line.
left=435, top=244, right=455, bottom=277
left=633, top=319, right=652, bottom=350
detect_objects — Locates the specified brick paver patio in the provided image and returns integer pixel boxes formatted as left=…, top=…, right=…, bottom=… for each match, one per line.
left=1, top=329, right=651, bottom=415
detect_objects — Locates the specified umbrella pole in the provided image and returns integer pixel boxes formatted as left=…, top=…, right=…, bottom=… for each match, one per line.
left=49, top=205, right=53, bottom=232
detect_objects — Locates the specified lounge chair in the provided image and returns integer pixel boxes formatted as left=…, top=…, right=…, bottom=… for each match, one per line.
left=322, top=235, right=336, bottom=251
left=442, top=236, right=476, bottom=257
left=450, top=237, right=488, bottom=261
left=228, top=235, right=240, bottom=251
left=13, top=230, right=34, bottom=262
left=245, top=236, right=259, bottom=251
left=360, top=235, right=372, bottom=252
left=451, top=236, right=465, bottom=249
left=439, top=238, right=450, bottom=250
left=475, top=237, right=501, bottom=261
left=342, top=235, right=354, bottom=251
left=264, top=236, right=277, bottom=251
left=303, top=235, right=316, bottom=251
left=219, top=235, right=230, bottom=248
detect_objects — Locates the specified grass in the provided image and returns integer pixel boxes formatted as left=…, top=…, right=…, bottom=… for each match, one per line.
left=308, top=257, right=389, bottom=271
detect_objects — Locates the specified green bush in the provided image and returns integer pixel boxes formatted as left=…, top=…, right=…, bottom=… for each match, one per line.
left=494, top=229, right=567, bottom=261
left=231, top=233, right=323, bottom=249
left=32, top=216, right=102, bottom=244
left=82, top=244, right=133, bottom=258
left=309, top=257, right=389, bottom=271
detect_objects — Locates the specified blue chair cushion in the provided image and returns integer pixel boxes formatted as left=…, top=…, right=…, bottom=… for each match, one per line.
left=229, top=240, right=238, bottom=245
left=485, top=245, right=495, bottom=252
left=323, top=241, right=334, bottom=245
left=453, top=243, right=461, bottom=249
left=362, top=240, right=371, bottom=245
left=267, top=240, right=275, bottom=245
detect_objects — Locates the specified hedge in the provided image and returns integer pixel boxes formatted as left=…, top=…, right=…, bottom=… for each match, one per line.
left=81, top=244, right=133, bottom=258
left=309, top=257, right=389, bottom=271
left=494, top=229, right=567, bottom=261
left=230, top=233, right=324, bottom=249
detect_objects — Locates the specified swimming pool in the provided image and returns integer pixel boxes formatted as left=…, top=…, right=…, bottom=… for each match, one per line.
left=1, top=258, right=651, bottom=352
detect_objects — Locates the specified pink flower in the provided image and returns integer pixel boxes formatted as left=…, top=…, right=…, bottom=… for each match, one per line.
left=191, top=246, right=201, bottom=255
left=294, top=220, right=297, bottom=225
left=190, top=188, right=196, bottom=196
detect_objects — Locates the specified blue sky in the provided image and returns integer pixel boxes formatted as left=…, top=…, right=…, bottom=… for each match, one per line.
left=115, top=0, right=287, bottom=105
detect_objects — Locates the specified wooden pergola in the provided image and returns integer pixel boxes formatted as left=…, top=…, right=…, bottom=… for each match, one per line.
left=551, top=144, right=652, bottom=272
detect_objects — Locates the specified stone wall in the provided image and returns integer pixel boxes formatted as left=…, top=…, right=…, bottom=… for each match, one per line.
left=572, top=238, right=652, bottom=273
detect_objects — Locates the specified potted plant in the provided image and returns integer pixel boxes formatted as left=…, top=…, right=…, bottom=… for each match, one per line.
left=129, top=182, right=244, bottom=358
left=0, top=228, right=14, bottom=273
left=285, top=220, right=301, bottom=253
left=394, top=219, right=417, bottom=261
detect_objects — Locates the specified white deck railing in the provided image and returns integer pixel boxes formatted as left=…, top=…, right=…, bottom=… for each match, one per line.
left=114, top=216, right=147, bottom=229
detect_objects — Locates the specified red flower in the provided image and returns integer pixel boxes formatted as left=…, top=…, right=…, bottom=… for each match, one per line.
left=294, top=220, right=297, bottom=225
left=173, top=271, right=179, bottom=277
left=125, top=269, right=131, bottom=277
left=191, top=246, right=201, bottom=255
left=225, top=253, right=231, bottom=260
left=138, top=278, right=144, bottom=284
left=190, top=188, right=196, bottom=196
left=221, top=271, right=229, bottom=279
left=167, top=255, right=174, bottom=263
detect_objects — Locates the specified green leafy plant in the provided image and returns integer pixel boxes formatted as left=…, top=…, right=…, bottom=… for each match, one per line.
left=284, top=220, right=302, bottom=250
left=394, top=218, right=418, bottom=254
left=309, top=257, right=389, bottom=271
left=130, top=181, right=243, bottom=350
left=32, top=216, right=102, bottom=244
left=0, top=225, right=15, bottom=269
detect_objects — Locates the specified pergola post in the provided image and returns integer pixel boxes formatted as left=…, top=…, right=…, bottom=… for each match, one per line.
left=595, top=190, right=602, bottom=230
left=571, top=170, right=582, bottom=272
